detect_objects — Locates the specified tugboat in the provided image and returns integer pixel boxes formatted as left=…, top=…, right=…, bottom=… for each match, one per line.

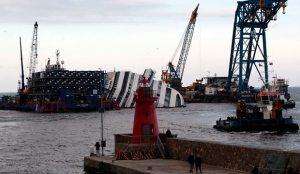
left=213, top=90, right=299, bottom=132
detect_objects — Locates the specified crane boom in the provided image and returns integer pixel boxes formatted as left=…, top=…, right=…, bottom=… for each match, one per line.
left=168, top=4, right=199, bottom=91
left=176, top=4, right=199, bottom=81
left=28, top=21, right=38, bottom=87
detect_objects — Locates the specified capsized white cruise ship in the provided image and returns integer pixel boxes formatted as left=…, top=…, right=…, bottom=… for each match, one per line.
left=104, top=68, right=185, bottom=108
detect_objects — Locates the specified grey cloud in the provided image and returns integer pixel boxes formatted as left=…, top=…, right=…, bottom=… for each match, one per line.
left=0, top=0, right=177, bottom=23
left=200, top=9, right=234, bottom=18
left=1, top=1, right=232, bottom=24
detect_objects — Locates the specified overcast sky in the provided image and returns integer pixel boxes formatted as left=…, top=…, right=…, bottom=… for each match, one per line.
left=1, top=0, right=299, bottom=92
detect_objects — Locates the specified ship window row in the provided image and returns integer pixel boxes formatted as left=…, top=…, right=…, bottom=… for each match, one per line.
left=32, top=79, right=106, bottom=86
left=27, top=95, right=100, bottom=104
left=34, top=75, right=105, bottom=79
left=33, top=79, right=102, bottom=82
left=30, top=87, right=101, bottom=94
left=31, top=86, right=101, bottom=92
left=32, top=71, right=106, bottom=79
left=32, top=82, right=102, bottom=86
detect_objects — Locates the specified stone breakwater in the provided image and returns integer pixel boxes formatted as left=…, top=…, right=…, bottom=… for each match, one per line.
left=166, top=138, right=300, bottom=172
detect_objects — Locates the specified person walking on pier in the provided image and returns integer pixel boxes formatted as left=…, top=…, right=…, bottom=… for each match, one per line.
left=195, top=154, right=202, bottom=173
left=188, top=153, right=195, bottom=173
left=95, top=142, right=100, bottom=157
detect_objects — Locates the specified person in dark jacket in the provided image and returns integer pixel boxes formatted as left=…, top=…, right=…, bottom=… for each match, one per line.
left=267, top=168, right=272, bottom=174
left=295, top=167, right=299, bottom=174
left=95, top=142, right=100, bottom=157
left=251, top=166, right=259, bottom=174
left=287, top=167, right=294, bottom=174
left=166, top=128, right=173, bottom=138
left=195, top=154, right=202, bottom=173
left=188, top=153, right=195, bottom=173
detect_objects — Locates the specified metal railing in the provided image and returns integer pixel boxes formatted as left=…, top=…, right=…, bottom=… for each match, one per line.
left=116, top=134, right=159, bottom=144
left=156, top=135, right=165, bottom=159
left=115, top=134, right=168, bottom=159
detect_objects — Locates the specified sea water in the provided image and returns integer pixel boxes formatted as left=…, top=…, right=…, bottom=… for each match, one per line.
left=0, top=87, right=299, bottom=173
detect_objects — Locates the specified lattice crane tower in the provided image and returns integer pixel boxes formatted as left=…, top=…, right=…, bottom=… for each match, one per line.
left=28, top=21, right=38, bottom=87
left=227, top=0, right=288, bottom=92
left=167, top=4, right=199, bottom=91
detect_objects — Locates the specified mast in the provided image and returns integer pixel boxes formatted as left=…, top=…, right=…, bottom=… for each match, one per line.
left=19, top=37, right=25, bottom=91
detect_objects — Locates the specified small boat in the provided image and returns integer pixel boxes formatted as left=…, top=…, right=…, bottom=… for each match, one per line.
left=282, top=99, right=295, bottom=109
left=213, top=91, right=299, bottom=132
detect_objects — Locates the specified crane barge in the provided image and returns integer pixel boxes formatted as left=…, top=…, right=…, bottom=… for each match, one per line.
left=227, top=0, right=288, bottom=93
left=212, top=0, right=298, bottom=132
left=183, top=0, right=294, bottom=108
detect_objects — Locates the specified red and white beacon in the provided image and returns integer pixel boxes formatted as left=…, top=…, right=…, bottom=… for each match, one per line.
left=131, top=77, right=159, bottom=144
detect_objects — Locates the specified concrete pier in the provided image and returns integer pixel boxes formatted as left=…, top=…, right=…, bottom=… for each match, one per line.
left=84, top=135, right=300, bottom=173
left=84, top=156, right=247, bottom=174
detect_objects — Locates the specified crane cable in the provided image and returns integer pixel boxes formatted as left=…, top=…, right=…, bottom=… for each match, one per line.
left=170, top=24, right=189, bottom=64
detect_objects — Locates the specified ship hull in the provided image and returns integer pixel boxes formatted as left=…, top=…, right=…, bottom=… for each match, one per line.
left=3, top=100, right=115, bottom=113
left=213, top=92, right=299, bottom=132
left=185, top=94, right=255, bottom=103
left=0, top=68, right=116, bottom=112
left=105, top=69, right=186, bottom=108
left=213, top=118, right=299, bottom=132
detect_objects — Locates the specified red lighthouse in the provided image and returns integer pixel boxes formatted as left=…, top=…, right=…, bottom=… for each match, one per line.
left=131, top=77, right=159, bottom=144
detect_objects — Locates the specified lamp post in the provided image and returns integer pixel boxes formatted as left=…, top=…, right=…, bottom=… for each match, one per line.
left=101, top=99, right=104, bottom=156
left=98, top=68, right=105, bottom=156
left=101, top=96, right=104, bottom=156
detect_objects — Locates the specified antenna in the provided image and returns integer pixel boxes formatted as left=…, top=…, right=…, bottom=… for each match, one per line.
left=56, top=50, right=60, bottom=65
left=61, top=60, right=65, bottom=69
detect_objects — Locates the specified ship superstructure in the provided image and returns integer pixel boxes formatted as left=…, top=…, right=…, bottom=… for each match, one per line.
left=181, top=0, right=293, bottom=105
left=19, top=50, right=107, bottom=112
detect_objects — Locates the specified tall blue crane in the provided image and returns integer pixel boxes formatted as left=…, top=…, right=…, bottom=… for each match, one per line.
left=227, top=0, right=288, bottom=92
left=166, top=4, right=199, bottom=91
